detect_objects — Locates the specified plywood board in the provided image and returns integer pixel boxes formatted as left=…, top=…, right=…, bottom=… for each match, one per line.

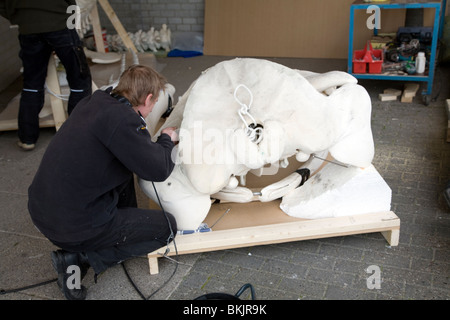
left=0, top=101, right=57, bottom=131
left=204, top=0, right=438, bottom=58
left=204, top=0, right=354, bottom=58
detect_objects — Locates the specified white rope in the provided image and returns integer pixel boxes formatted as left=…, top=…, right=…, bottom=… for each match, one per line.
left=44, top=83, right=69, bottom=101
left=233, top=84, right=263, bottom=144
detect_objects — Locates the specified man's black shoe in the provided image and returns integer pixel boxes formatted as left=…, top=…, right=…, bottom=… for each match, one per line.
left=51, top=250, right=90, bottom=300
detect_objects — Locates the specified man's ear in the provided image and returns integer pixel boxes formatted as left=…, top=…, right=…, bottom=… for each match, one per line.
left=145, top=93, right=153, bottom=106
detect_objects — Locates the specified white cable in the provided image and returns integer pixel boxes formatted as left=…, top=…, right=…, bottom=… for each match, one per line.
left=233, top=84, right=263, bottom=144
left=44, top=83, right=69, bottom=101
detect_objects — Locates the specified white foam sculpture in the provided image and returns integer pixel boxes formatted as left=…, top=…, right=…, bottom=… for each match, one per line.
left=139, top=58, right=390, bottom=231
left=280, top=164, right=392, bottom=219
left=106, top=25, right=172, bottom=53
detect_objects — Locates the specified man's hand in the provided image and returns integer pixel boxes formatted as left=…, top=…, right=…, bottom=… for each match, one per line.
left=161, top=127, right=178, bottom=143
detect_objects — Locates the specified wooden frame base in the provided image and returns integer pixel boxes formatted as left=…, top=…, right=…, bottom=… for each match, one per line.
left=147, top=200, right=400, bottom=275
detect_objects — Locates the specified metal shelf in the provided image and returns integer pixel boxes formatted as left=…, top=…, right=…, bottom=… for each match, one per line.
left=347, top=0, right=446, bottom=103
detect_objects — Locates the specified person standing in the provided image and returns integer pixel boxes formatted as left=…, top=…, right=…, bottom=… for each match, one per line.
left=0, top=0, right=92, bottom=150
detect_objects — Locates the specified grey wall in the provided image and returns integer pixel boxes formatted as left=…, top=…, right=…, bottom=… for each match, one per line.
left=0, top=19, right=21, bottom=91
left=98, top=0, right=205, bottom=34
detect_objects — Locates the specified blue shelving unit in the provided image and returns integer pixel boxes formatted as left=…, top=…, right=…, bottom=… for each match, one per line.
left=347, top=0, right=447, bottom=104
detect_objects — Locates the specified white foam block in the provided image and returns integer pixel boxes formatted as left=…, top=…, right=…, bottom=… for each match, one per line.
left=280, top=164, right=391, bottom=219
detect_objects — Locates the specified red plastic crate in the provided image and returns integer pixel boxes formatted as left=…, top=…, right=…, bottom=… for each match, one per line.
left=353, top=50, right=370, bottom=73
left=352, top=41, right=383, bottom=74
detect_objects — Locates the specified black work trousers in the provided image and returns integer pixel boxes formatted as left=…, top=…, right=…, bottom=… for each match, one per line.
left=50, top=178, right=177, bottom=275
left=18, top=28, right=92, bottom=144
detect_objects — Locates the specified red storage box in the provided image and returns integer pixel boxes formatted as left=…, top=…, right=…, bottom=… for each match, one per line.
left=353, top=41, right=383, bottom=74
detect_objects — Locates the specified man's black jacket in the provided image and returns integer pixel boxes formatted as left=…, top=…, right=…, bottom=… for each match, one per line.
left=28, top=89, right=175, bottom=243
left=0, top=0, right=76, bottom=35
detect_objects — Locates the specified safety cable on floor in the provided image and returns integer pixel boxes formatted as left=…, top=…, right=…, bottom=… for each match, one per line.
left=0, top=277, right=57, bottom=296
left=120, top=181, right=180, bottom=300
left=1, top=182, right=179, bottom=299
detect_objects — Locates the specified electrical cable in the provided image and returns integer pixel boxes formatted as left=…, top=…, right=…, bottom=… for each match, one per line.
left=0, top=277, right=57, bottom=296
left=121, top=181, right=179, bottom=300
left=44, top=82, right=69, bottom=101
left=2, top=183, right=179, bottom=300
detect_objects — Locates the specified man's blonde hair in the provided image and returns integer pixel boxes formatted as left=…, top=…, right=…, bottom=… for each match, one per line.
left=112, top=64, right=167, bottom=106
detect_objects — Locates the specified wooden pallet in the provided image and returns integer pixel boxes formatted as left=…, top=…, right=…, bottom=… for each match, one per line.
left=147, top=199, right=400, bottom=275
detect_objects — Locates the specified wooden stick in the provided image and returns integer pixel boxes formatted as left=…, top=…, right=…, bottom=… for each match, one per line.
left=46, top=55, right=67, bottom=131
left=90, top=3, right=106, bottom=53
left=97, top=0, right=137, bottom=53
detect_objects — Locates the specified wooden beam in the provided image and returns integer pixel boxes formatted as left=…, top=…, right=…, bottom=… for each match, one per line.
left=97, top=0, right=137, bottom=53
left=403, top=83, right=420, bottom=98
left=45, top=55, right=67, bottom=131
left=383, top=88, right=402, bottom=96
left=147, top=211, right=400, bottom=275
left=401, top=83, right=420, bottom=103
left=378, top=93, right=398, bottom=101
left=90, top=3, right=106, bottom=53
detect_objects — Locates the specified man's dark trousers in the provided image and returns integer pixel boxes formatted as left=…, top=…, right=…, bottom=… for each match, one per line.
left=18, top=27, right=92, bottom=144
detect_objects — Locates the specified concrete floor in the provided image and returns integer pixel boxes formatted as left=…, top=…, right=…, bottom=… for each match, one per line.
left=0, top=55, right=449, bottom=301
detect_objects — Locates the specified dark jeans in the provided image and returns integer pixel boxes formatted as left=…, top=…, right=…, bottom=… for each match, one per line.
left=18, top=28, right=92, bottom=144
left=50, top=178, right=177, bottom=275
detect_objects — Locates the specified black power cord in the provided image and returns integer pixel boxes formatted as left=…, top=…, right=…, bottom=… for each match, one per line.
left=2, top=182, right=179, bottom=300
left=121, top=181, right=179, bottom=300
left=1, top=277, right=57, bottom=296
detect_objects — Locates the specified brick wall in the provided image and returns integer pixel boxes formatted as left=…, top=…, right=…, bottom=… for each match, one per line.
left=98, top=0, right=205, bottom=34
left=0, top=19, right=21, bottom=91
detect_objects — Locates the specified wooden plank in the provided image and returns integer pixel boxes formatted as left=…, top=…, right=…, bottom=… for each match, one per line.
left=89, top=3, right=106, bottom=53
left=378, top=93, right=398, bottom=101
left=383, top=88, right=402, bottom=96
left=400, top=83, right=419, bottom=103
left=381, top=229, right=399, bottom=247
left=148, top=210, right=400, bottom=274
left=46, top=55, right=67, bottom=131
left=148, top=257, right=159, bottom=275
left=400, top=95, right=413, bottom=103
left=97, top=0, right=137, bottom=53
left=0, top=99, right=60, bottom=132
left=403, top=83, right=420, bottom=98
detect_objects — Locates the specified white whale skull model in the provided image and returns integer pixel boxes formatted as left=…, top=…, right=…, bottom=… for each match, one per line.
left=139, top=58, right=374, bottom=231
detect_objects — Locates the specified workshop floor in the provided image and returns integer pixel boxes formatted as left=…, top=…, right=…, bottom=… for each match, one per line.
left=0, top=55, right=449, bottom=301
